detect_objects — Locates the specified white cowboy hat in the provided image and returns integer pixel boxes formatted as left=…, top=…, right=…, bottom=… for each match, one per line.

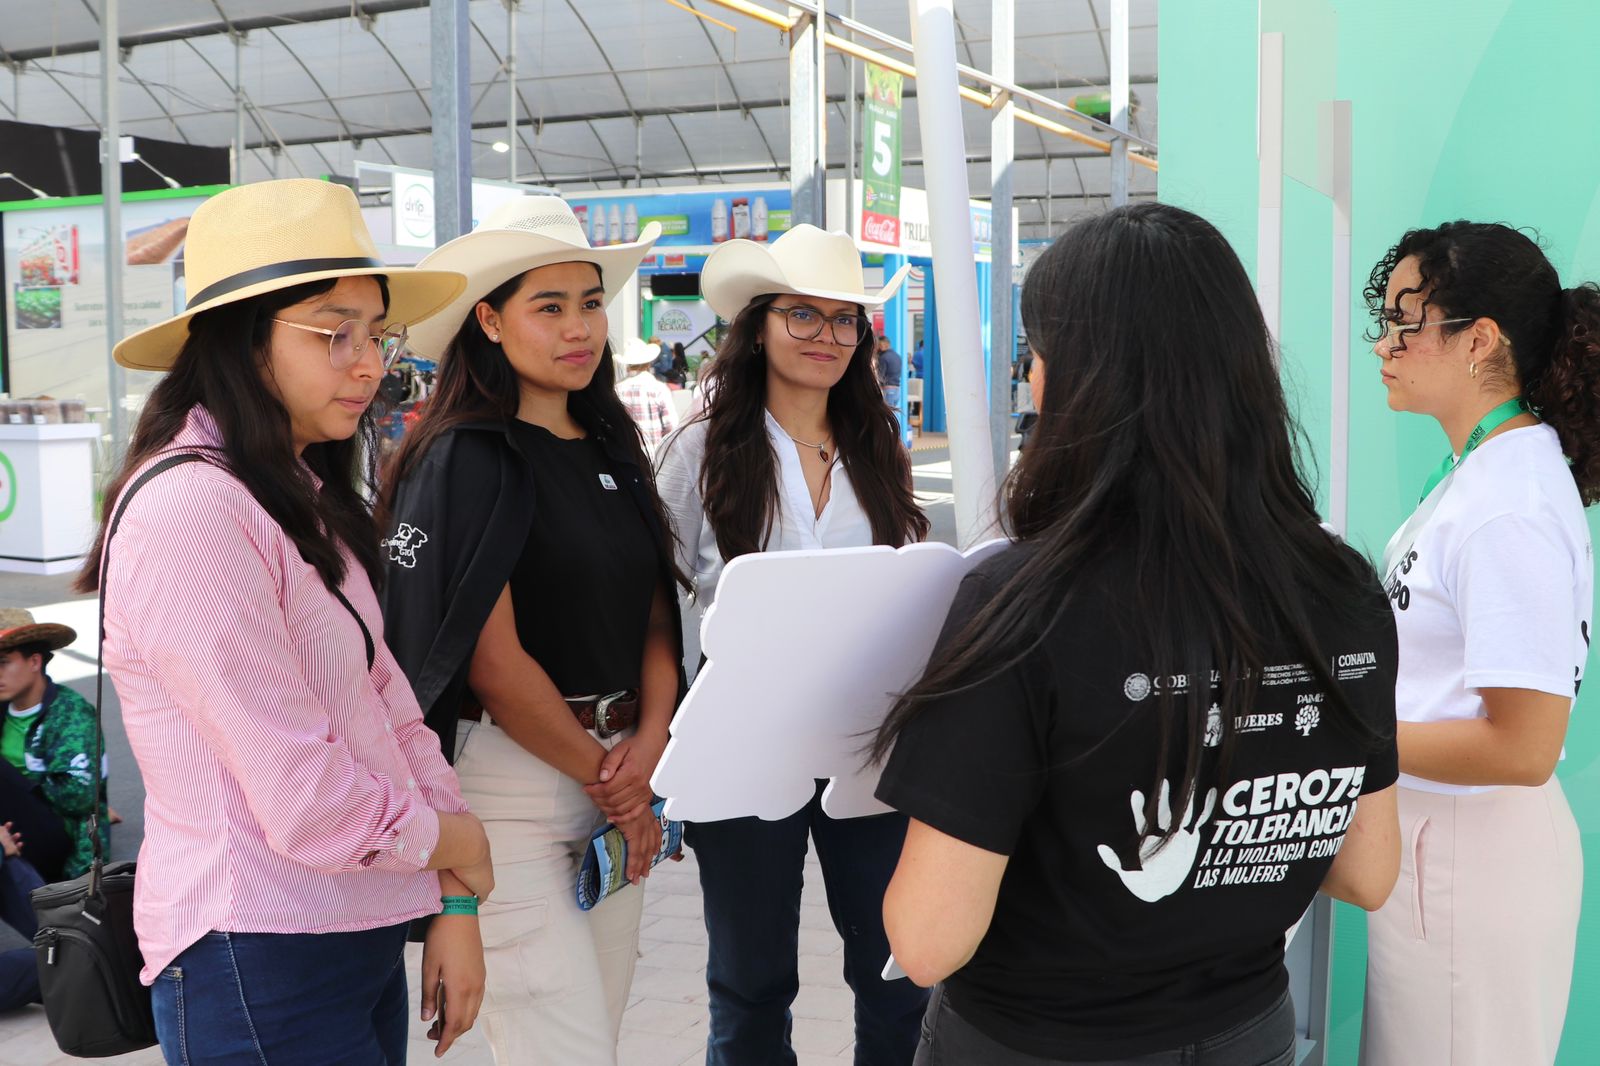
left=405, top=196, right=662, bottom=361
left=618, top=337, right=662, bottom=367
left=113, top=179, right=468, bottom=372
left=699, top=223, right=911, bottom=322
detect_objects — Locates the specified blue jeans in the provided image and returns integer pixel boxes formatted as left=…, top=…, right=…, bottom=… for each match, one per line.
left=914, top=985, right=1297, bottom=1066
left=151, top=923, right=410, bottom=1065
left=689, top=780, right=927, bottom=1066
left=0, top=854, right=43, bottom=1012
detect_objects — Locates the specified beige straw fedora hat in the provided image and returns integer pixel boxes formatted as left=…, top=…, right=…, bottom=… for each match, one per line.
left=113, top=179, right=468, bottom=372
left=699, top=223, right=911, bottom=322
left=0, top=608, right=76, bottom=656
left=405, top=196, right=661, bottom=361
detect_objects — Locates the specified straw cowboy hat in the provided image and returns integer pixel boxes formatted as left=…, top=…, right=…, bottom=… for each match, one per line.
left=405, top=196, right=662, bottom=362
left=113, top=179, right=468, bottom=372
left=0, top=609, right=76, bottom=656
left=618, top=337, right=662, bottom=368
left=699, top=223, right=911, bottom=322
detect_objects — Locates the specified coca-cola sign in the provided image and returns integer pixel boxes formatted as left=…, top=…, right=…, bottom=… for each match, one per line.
left=861, top=212, right=900, bottom=246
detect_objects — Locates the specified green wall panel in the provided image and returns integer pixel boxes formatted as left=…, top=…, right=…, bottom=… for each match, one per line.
left=1160, top=1, right=1600, bottom=1061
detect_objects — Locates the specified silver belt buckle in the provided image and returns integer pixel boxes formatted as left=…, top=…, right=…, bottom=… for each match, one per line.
left=593, top=690, right=630, bottom=738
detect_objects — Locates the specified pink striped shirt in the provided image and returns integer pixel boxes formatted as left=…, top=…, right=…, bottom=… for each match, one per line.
left=102, top=407, right=469, bottom=983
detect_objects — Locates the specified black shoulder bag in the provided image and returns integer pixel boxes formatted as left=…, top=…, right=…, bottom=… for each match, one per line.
left=28, top=453, right=376, bottom=1056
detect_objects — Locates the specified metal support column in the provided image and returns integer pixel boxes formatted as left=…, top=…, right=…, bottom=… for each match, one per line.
left=843, top=0, right=856, bottom=235
left=989, top=0, right=1015, bottom=476
left=101, top=0, right=127, bottom=456
left=789, top=3, right=827, bottom=228
left=910, top=0, right=996, bottom=545
left=431, top=0, right=473, bottom=244
left=505, top=0, right=518, bottom=184
left=1109, top=0, right=1129, bottom=206
left=232, top=32, right=245, bottom=185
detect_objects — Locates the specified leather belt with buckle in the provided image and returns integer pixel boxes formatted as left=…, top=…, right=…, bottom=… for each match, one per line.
left=457, top=690, right=639, bottom=738
left=569, top=691, right=639, bottom=738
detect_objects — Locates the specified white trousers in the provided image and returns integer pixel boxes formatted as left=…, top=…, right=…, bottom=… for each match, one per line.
left=454, top=718, right=645, bottom=1066
left=1360, top=777, right=1582, bottom=1065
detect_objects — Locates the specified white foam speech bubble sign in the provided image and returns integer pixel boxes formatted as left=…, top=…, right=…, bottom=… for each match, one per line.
left=651, top=539, right=1008, bottom=823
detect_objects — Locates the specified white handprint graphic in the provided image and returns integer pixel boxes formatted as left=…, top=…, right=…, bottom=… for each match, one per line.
left=1096, top=781, right=1218, bottom=903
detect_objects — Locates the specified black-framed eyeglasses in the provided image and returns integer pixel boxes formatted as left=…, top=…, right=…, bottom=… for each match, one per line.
left=274, top=318, right=409, bottom=371
left=768, top=305, right=869, bottom=347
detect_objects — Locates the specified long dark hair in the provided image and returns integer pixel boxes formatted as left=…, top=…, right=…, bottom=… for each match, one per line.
left=872, top=203, right=1387, bottom=843
left=378, top=265, right=687, bottom=589
left=676, top=294, right=928, bottom=560
left=77, top=278, right=387, bottom=595
left=1365, top=221, right=1600, bottom=503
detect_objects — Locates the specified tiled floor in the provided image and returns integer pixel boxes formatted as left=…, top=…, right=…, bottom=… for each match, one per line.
left=0, top=848, right=862, bottom=1065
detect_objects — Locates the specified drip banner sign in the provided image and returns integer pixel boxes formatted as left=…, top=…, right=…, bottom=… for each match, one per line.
left=860, top=63, right=905, bottom=247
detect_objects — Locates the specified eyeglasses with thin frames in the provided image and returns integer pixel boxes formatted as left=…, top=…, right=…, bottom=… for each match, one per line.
left=1376, top=315, right=1474, bottom=347
left=274, top=318, right=409, bottom=371
left=768, top=305, right=869, bottom=348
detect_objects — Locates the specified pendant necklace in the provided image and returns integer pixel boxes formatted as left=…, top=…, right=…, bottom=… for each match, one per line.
left=783, top=429, right=832, bottom=464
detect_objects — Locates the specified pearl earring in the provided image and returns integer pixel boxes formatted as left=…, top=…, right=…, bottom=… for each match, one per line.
left=490, top=333, right=500, bottom=343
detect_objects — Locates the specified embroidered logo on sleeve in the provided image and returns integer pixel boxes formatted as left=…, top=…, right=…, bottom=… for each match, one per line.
left=599, top=473, right=618, bottom=490
left=385, top=523, right=430, bottom=568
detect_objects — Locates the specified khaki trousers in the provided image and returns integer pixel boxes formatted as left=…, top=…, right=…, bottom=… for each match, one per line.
left=455, top=719, right=645, bottom=1066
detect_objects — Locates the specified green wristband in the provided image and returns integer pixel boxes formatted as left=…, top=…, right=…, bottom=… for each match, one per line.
left=440, top=894, right=479, bottom=916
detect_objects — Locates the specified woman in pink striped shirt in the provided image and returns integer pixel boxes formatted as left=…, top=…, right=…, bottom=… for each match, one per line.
left=75, top=180, right=491, bottom=1064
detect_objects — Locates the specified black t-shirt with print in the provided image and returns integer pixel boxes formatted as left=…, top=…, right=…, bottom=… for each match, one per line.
left=876, top=542, right=1399, bottom=1061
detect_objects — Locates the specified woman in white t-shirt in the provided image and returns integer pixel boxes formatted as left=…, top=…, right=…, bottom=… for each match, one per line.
left=655, top=224, right=930, bottom=1065
left=1362, top=222, right=1593, bottom=1064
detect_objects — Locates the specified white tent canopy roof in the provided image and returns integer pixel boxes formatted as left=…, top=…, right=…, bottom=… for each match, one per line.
left=0, top=0, right=1157, bottom=237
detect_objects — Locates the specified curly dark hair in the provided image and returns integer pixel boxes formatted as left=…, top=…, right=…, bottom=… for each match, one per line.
left=1365, top=221, right=1600, bottom=502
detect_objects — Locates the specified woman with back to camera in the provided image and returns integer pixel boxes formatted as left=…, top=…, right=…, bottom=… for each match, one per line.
left=655, top=223, right=930, bottom=1065
left=78, top=178, right=490, bottom=1063
left=378, top=196, right=686, bottom=1066
left=1359, top=222, right=1591, bottom=1065
left=872, top=202, right=1402, bottom=1065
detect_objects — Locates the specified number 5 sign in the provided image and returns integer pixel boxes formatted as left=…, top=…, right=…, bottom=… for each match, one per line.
left=859, top=63, right=904, bottom=247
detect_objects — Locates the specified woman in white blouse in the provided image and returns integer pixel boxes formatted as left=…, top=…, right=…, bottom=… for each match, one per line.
left=1362, top=221, right=1593, bottom=1064
left=655, top=224, right=929, bottom=1065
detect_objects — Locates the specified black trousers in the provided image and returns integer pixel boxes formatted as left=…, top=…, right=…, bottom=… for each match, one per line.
left=0, top=758, right=71, bottom=882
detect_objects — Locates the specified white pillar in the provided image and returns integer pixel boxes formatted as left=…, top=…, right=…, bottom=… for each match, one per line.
left=1109, top=0, right=1129, bottom=207
left=789, top=3, right=827, bottom=227
left=989, top=0, right=1015, bottom=475
left=1257, top=32, right=1284, bottom=346
left=910, top=0, right=996, bottom=546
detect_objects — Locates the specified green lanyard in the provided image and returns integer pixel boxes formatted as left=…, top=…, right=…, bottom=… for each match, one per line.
left=1418, top=397, right=1526, bottom=502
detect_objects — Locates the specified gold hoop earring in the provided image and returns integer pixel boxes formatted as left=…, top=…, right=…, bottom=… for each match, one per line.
left=1469, top=361, right=1478, bottom=379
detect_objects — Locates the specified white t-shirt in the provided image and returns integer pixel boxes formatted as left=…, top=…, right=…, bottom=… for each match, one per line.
left=1382, top=423, right=1593, bottom=794
left=654, top=411, right=874, bottom=605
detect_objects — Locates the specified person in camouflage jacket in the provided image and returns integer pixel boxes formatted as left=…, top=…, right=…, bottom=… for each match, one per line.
left=0, top=609, right=108, bottom=879
left=17, top=679, right=109, bottom=878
